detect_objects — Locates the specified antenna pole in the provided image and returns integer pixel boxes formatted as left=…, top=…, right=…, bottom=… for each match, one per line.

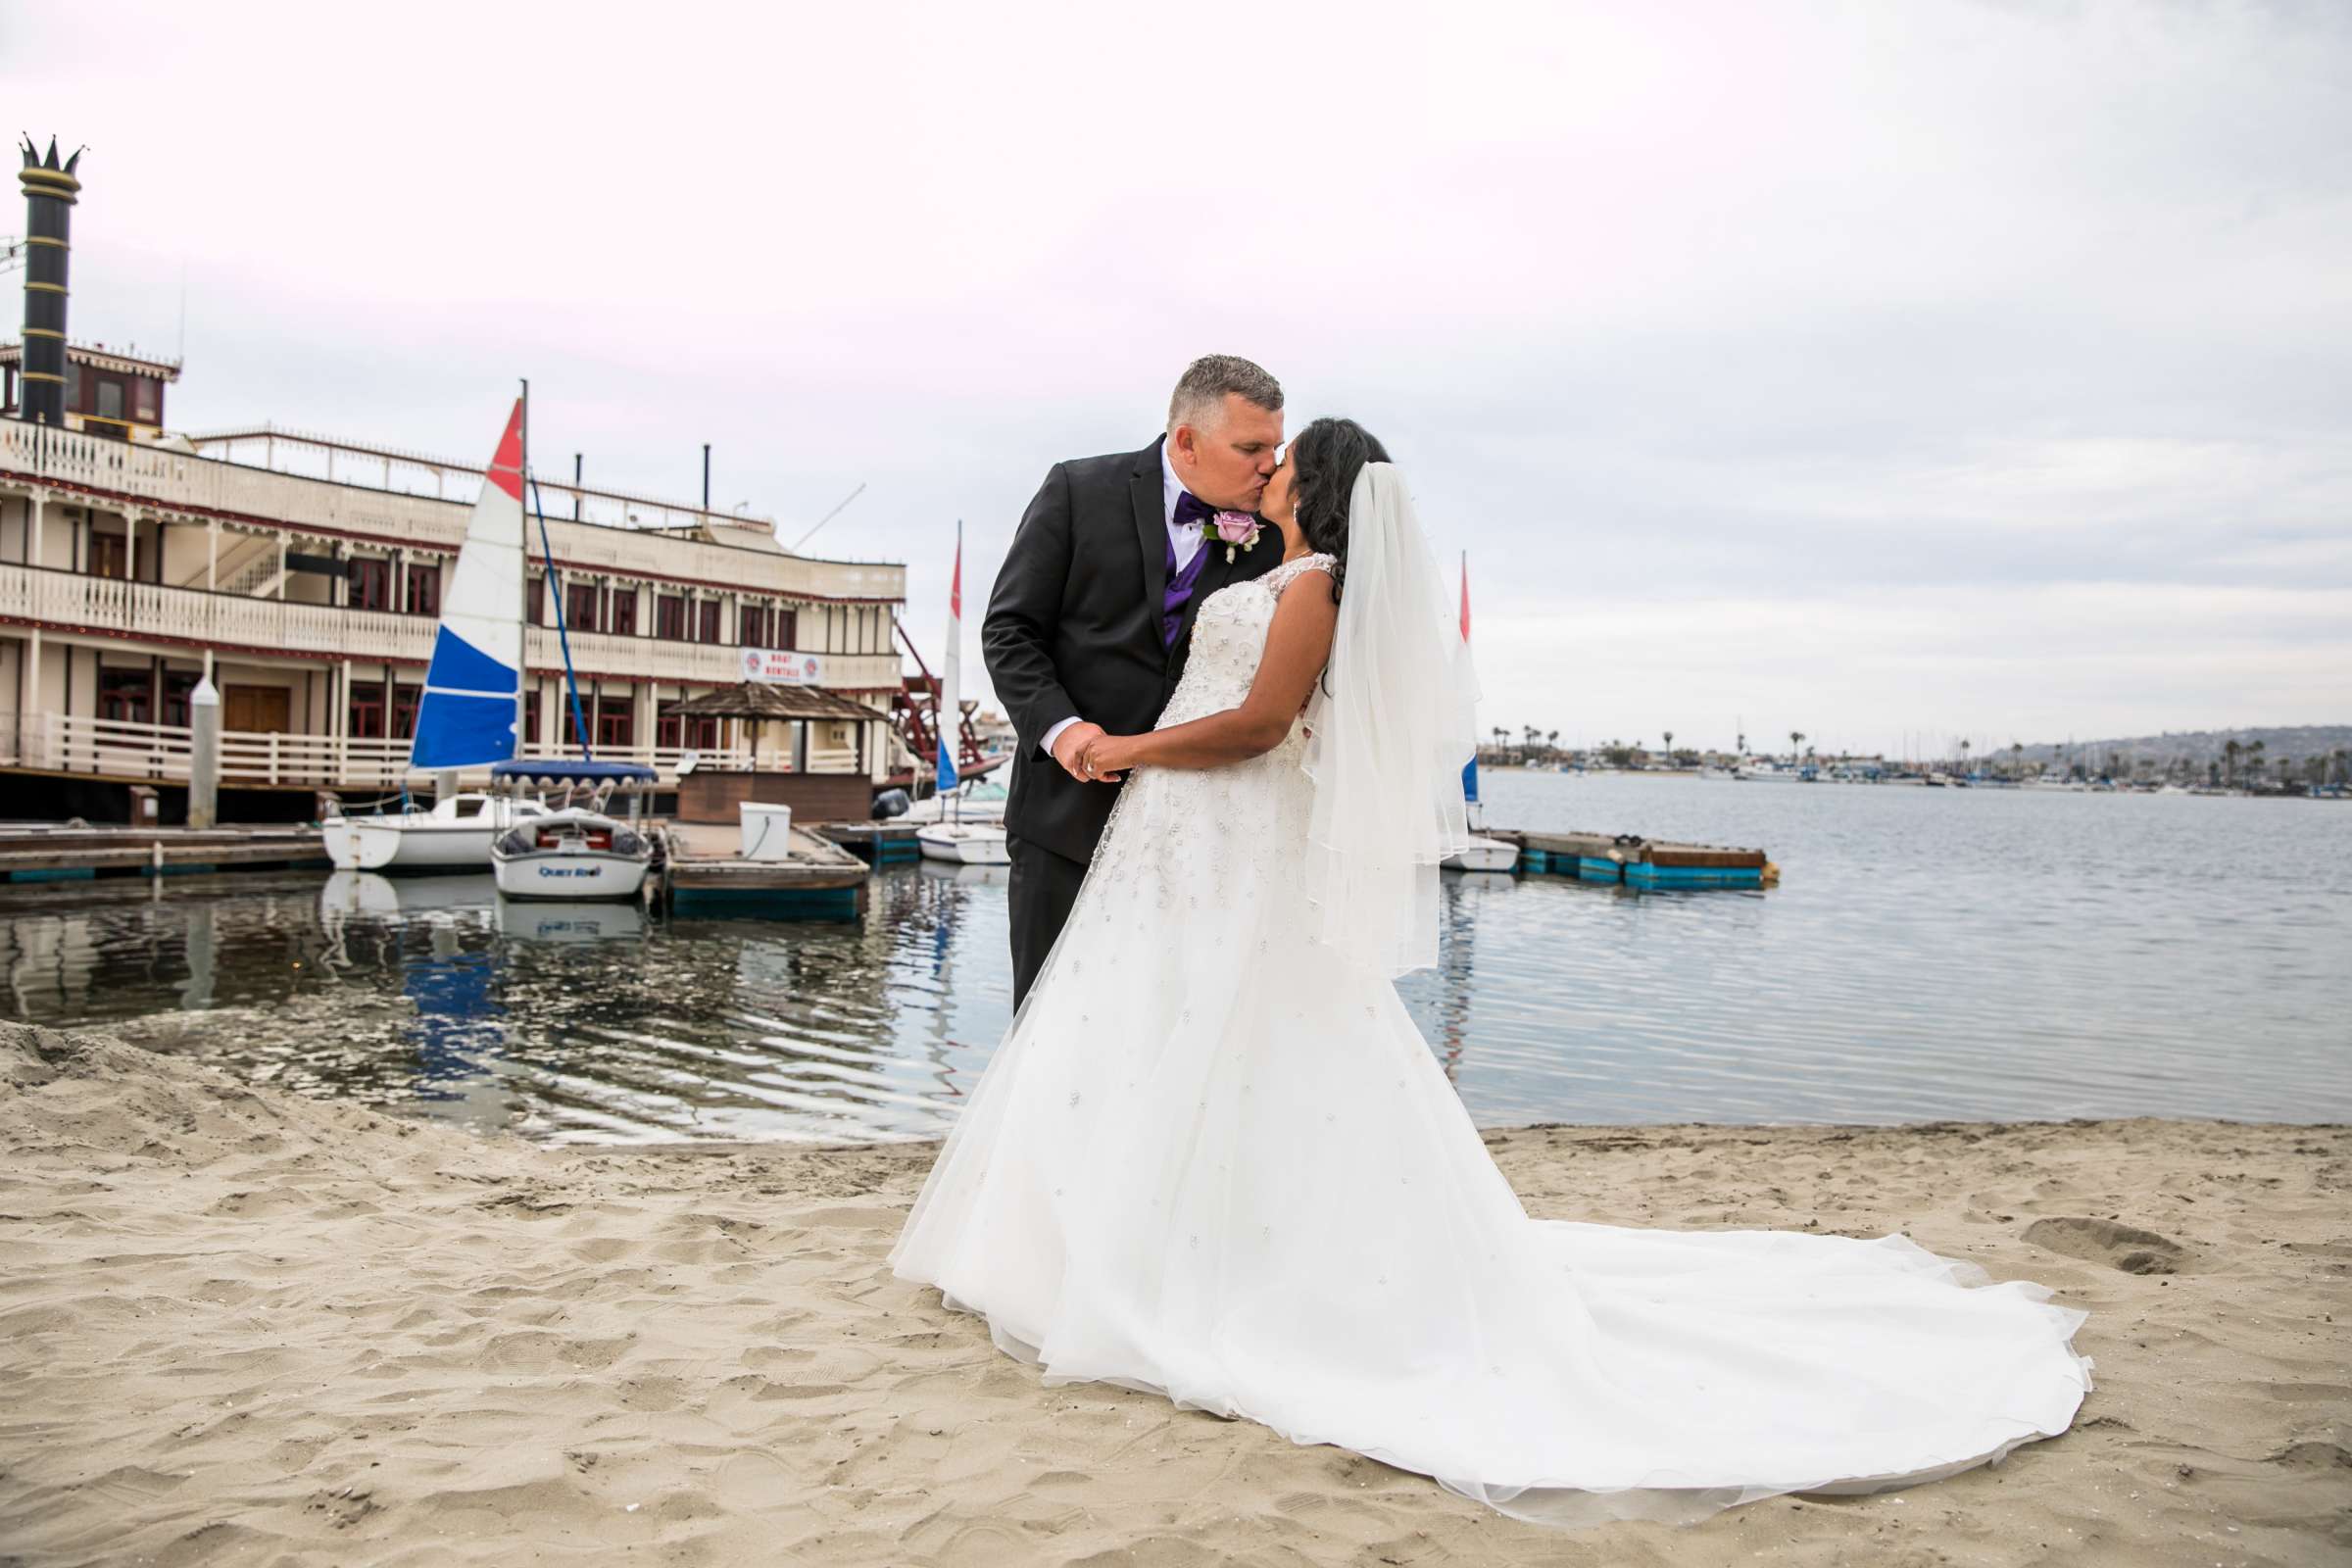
left=790, top=482, right=867, bottom=553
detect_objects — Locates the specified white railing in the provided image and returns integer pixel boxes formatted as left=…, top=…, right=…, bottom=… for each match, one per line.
left=0, top=563, right=906, bottom=691
left=0, top=421, right=906, bottom=605
left=0, top=561, right=437, bottom=663
left=0, top=710, right=759, bottom=792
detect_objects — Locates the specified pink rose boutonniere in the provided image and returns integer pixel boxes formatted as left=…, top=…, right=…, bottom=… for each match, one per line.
left=1212, top=511, right=1261, bottom=564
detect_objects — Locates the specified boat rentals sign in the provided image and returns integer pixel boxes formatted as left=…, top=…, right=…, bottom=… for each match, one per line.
left=741, top=648, right=825, bottom=685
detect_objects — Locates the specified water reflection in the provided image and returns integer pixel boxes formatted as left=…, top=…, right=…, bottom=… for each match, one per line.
left=1, top=775, right=2346, bottom=1141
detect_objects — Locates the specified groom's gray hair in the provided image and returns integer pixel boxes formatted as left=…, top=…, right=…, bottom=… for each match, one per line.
left=1168, top=355, right=1283, bottom=433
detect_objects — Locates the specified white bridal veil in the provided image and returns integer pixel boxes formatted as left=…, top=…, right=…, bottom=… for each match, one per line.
left=1298, top=463, right=1481, bottom=978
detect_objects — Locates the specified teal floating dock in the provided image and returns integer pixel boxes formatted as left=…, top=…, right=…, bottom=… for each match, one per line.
left=660, top=822, right=870, bottom=919
left=1495, top=831, right=1772, bottom=891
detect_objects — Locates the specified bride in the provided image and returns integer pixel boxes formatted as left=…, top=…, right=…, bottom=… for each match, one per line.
left=888, top=417, right=2094, bottom=1529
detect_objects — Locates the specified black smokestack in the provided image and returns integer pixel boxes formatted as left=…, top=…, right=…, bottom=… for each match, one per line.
left=18, top=136, right=82, bottom=427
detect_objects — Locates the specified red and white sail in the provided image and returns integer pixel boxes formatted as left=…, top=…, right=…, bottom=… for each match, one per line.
left=411, top=400, right=527, bottom=768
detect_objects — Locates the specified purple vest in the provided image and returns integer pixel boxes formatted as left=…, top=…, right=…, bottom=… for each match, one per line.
left=1160, top=530, right=1211, bottom=648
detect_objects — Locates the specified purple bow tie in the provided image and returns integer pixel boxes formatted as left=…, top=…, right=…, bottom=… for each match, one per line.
left=1172, top=490, right=1218, bottom=530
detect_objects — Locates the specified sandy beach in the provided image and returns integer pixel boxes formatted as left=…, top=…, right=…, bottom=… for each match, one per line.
left=2, top=1019, right=2345, bottom=1567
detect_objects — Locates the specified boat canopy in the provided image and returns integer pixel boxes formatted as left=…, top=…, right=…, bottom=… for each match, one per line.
left=490, top=760, right=658, bottom=785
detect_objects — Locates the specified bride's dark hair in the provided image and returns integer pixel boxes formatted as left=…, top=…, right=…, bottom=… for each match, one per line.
left=1286, top=416, right=1389, bottom=602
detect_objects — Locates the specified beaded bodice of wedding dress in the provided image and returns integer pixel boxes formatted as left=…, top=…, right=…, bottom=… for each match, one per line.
left=1156, top=550, right=1336, bottom=734
left=888, top=550, right=2093, bottom=1531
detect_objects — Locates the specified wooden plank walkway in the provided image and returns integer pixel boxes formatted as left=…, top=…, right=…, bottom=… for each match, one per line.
left=0, top=825, right=329, bottom=884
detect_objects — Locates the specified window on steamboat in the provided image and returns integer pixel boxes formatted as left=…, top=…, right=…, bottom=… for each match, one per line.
left=347, top=558, right=395, bottom=612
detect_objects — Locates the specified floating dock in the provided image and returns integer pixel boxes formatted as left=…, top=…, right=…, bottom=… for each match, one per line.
left=815, top=820, right=925, bottom=865
left=0, top=825, right=330, bottom=885
left=659, top=821, right=870, bottom=918
left=1492, top=830, right=1773, bottom=890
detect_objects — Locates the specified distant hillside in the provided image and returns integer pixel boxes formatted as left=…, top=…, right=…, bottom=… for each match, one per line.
left=2012, top=726, right=2350, bottom=766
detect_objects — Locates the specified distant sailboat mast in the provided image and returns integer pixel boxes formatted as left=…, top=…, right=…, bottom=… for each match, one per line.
left=516, top=378, right=529, bottom=755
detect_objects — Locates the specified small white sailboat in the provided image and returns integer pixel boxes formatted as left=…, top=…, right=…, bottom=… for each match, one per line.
left=915, top=820, right=1012, bottom=864
left=897, top=775, right=1010, bottom=823
left=322, top=792, right=551, bottom=871
left=325, top=398, right=539, bottom=872
left=1441, top=552, right=1519, bottom=874
left=915, top=521, right=1012, bottom=869
left=488, top=760, right=658, bottom=901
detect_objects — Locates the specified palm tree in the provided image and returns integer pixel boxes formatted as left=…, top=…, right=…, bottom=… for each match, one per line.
left=2248, top=739, right=2267, bottom=788
left=1662, top=729, right=1674, bottom=761
left=2224, top=738, right=2241, bottom=786
left=1546, top=729, right=1559, bottom=751
left=1957, top=738, right=1971, bottom=773
left=1788, top=730, right=1804, bottom=765
left=2010, top=740, right=2024, bottom=779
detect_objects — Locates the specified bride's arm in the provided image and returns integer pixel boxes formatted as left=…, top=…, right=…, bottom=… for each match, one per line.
left=1081, top=570, right=1338, bottom=778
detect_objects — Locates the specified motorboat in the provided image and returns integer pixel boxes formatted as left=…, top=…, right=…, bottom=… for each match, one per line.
left=323, top=792, right=549, bottom=872
left=488, top=760, right=658, bottom=902
left=493, top=807, right=656, bottom=900
left=916, top=820, right=1011, bottom=865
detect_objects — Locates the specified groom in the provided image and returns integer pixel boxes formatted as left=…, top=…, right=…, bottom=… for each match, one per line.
left=983, top=356, right=1287, bottom=1006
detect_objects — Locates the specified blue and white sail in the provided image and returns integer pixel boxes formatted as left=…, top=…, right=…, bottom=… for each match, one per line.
left=412, top=400, right=526, bottom=769
left=935, top=520, right=961, bottom=795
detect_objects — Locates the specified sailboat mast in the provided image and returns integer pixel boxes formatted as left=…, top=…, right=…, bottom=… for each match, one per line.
left=516, top=377, right=529, bottom=759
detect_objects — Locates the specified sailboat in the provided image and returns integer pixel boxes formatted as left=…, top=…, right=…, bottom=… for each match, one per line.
left=917, top=521, right=1009, bottom=866
left=322, top=397, right=548, bottom=871
left=1441, top=551, right=1519, bottom=873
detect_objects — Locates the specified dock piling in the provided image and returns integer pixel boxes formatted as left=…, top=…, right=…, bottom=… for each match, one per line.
left=188, top=676, right=220, bottom=831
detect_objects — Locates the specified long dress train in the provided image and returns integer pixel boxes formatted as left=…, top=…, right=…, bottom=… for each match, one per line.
left=888, top=552, right=2093, bottom=1528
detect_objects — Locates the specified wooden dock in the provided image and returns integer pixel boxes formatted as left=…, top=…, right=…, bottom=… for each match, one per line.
left=1493, top=830, right=1774, bottom=890
left=660, top=821, right=870, bottom=918
left=815, top=820, right=925, bottom=865
left=0, top=825, right=330, bottom=885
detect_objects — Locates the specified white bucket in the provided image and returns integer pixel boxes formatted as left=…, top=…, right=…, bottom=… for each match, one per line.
left=739, top=802, right=794, bottom=860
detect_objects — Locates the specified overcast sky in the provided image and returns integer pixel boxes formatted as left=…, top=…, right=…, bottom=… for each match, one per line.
left=7, top=1, right=2346, bottom=758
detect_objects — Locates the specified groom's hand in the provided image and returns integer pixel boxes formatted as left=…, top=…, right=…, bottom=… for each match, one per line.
left=1053, top=720, right=1110, bottom=783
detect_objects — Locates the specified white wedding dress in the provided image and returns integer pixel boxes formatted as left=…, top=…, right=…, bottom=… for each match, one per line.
left=889, top=550, right=2093, bottom=1529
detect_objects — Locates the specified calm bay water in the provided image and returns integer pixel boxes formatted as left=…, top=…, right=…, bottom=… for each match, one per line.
left=3, top=772, right=2346, bottom=1142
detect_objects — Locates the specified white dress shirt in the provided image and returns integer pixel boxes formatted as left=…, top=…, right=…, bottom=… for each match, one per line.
left=1039, top=443, right=1207, bottom=760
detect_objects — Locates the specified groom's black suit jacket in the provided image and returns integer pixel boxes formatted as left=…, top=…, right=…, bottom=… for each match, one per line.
left=984, top=434, right=1284, bottom=865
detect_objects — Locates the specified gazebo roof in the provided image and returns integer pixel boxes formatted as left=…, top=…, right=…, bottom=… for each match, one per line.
left=663, top=682, right=879, bottom=722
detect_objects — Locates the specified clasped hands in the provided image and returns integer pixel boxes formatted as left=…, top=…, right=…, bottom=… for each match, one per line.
left=1050, top=693, right=1318, bottom=786
left=1052, top=721, right=1134, bottom=784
